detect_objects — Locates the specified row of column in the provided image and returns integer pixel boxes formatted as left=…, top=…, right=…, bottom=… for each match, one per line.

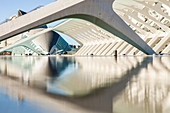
left=115, top=0, right=170, bottom=55
left=55, top=0, right=169, bottom=56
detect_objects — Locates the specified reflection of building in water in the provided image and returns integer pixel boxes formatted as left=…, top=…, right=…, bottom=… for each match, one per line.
left=48, top=57, right=77, bottom=77
left=0, top=56, right=77, bottom=88
left=17, top=93, right=24, bottom=105
left=113, top=56, right=170, bottom=113
left=0, top=56, right=170, bottom=113
left=0, top=57, right=48, bottom=80
left=47, top=56, right=146, bottom=96
left=75, top=57, right=142, bottom=87
left=0, top=56, right=143, bottom=96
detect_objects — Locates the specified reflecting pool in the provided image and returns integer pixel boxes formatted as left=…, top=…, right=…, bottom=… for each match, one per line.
left=0, top=55, right=170, bottom=113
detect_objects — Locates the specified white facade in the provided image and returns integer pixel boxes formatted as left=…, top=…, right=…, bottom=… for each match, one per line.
left=115, top=0, right=170, bottom=55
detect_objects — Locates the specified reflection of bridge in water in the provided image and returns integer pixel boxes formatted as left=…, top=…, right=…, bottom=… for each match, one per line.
left=0, top=56, right=170, bottom=113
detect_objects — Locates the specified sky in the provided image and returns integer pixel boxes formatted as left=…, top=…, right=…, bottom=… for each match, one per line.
left=0, top=0, right=56, bottom=22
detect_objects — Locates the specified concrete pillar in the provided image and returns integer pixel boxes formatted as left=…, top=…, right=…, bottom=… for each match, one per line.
left=83, top=44, right=97, bottom=55
left=88, top=44, right=101, bottom=55
left=135, top=1, right=170, bottom=21
left=117, top=42, right=128, bottom=55
left=97, top=42, right=112, bottom=55
left=106, top=41, right=123, bottom=55
left=93, top=43, right=106, bottom=55
left=128, top=47, right=139, bottom=55
left=153, top=32, right=170, bottom=53
left=162, top=44, right=170, bottom=54
left=121, top=45, right=133, bottom=55
left=111, top=41, right=124, bottom=55
left=119, top=14, right=149, bottom=35
left=147, top=36, right=163, bottom=48
left=159, top=0, right=170, bottom=7
left=96, top=43, right=108, bottom=55
left=122, top=10, right=158, bottom=33
left=131, top=6, right=169, bottom=32
left=101, top=41, right=118, bottom=55
left=79, top=45, right=92, bottom=55
left=76, top=46, right=87, bottom=55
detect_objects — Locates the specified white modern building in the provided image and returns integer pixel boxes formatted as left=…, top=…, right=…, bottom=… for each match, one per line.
left=114, top=0, right=170, bottom=55
left=0, top=0, right=156, bottom=56
left=0, top=10, right=72, bottom=55
left=0, top=0, right=169, bottom=56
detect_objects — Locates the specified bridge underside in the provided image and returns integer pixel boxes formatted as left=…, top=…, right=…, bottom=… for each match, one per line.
left=53, top=19, right=140, bottom=56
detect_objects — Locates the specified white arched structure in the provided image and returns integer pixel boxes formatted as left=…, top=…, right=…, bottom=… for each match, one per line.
left=115, top=0, right=170, bottom=55
left=0, top=0, right=155, bottom=55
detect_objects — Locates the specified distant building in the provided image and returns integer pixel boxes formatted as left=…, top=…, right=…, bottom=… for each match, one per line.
left=0, top=9, right=72, bottom=55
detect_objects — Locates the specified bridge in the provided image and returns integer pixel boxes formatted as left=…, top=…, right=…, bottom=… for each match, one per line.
left=0, top=0, right=156, bottom=55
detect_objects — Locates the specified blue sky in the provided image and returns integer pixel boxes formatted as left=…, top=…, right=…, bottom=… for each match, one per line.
left=0, top=0, right=56, bottom=22
left=0, top=0, right=79, bottom=45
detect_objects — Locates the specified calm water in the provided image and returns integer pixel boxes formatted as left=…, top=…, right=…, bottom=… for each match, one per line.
left=0, top=55, right=170, bottom=113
